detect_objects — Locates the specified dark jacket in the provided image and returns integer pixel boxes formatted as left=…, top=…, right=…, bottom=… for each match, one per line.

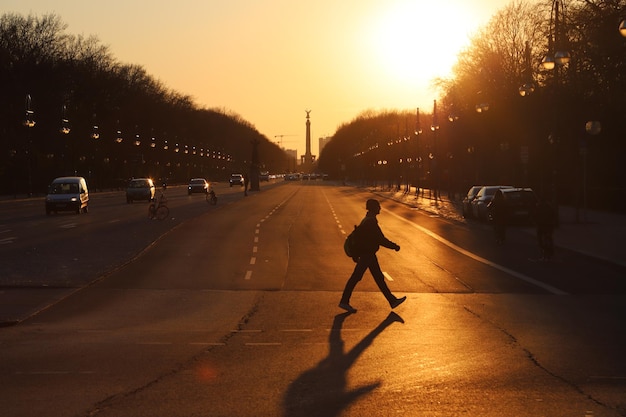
left=356, top=213, right=398, bottom=255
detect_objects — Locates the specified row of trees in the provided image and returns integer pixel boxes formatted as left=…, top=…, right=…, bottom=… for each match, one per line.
left=0, top=13, right=287, bottom=195
left=318, top=0, right=626, bottom=211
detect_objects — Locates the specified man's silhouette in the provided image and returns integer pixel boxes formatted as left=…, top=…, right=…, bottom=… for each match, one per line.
left=339, top=199, right=406, bottom=313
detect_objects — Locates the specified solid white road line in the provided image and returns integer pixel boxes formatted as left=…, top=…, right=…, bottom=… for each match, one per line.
left=385, top=210, right=568, bottom=295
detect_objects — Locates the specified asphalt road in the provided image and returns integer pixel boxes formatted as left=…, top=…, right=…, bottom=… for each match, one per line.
left=1, top=180, right=624, bottom=417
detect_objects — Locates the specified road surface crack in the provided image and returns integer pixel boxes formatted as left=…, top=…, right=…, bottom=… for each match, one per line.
left=461, top=304, right=612, bottom=412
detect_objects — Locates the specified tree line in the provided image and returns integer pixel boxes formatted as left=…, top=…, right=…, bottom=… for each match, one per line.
left=318, top=0, right=626, bottom=212
left=0, top=13, right=286, bottom=194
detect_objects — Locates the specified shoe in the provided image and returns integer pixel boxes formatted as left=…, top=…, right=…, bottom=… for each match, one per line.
left=390, top=296, right=406, bottom=309
left=338, top=302, right=357, bottom=314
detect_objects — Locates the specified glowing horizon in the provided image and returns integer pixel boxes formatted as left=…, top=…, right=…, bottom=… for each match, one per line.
left=2, top=0, right=507, bottom=157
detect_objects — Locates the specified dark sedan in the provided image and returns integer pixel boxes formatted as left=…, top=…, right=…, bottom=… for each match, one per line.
left=462, top=185, right=483, bottom=218
left=499, top=187, right=538, bottom=224
left=188, top=178, right=209, bottom=195
left=125, top=178, right=155, bottom=203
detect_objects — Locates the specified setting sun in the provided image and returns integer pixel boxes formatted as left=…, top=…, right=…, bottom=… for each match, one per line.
left=368, top=1, right=476, bottom=91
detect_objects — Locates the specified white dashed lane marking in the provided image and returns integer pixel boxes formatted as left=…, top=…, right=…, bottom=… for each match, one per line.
left=244, top=199, right=289, bottom=280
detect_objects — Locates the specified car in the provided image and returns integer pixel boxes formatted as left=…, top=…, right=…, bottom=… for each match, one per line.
left=472, top=185, right=513, bottom=221
left=188, top=178, right=209, bottom=194
left=498, top=187, right=538, bottom=224
left=285, top=173, right=301, bottom=181
left=125, top=178, right=155, bottom=203
left=462, top=185, right=483, bottom=218
left=229, top=173, right=244, bottom=187
left=259, top=171, right=269, bottom=181
left=45, top=176, right=89, bottom=215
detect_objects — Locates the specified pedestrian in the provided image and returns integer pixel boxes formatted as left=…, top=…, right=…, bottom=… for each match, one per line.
left=535, top=198, right=556, bottom=260
left=339, top=198, right=406, bottom=313
left=243, top=173, right=249, bottom=196
left=488, top=189, right=507, bottom=244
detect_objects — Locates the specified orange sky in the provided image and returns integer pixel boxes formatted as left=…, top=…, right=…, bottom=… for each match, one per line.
left=4, top=0, right=513, bottom=157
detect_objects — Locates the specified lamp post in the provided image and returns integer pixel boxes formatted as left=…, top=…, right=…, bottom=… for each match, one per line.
left=542, top=0, right=570, bottom=70
left=59, top=104, right=72, bottom=174
left=90, top=113, right=100, bottom=189
left=581, top=120, right=601, bottom=223
left=414, top=108, right=422, bottom=196
left=519, top=41, right=536, bottom=97
left=430, top=100, right=440, bottom=200
left=249, top=138, right=260, bottom=191
left=541, top=0, right=570, bottom=222
left=474, top=95, right=489, bottom=186
left=23, top=94, right=36, bottom=196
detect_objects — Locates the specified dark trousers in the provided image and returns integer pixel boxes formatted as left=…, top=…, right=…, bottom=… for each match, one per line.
left=341, top=253, right=394, bottom=305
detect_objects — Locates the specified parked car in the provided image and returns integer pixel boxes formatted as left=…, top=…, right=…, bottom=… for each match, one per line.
left=45, top=176, right=89, bottom=215
left=472, top=185, right=513, bottom=221
left=229, top=173, right=244, bottom=187
left=498, top=187, right=538, bottom=224
left=462, top=185, right=483, bottom=218
left=285, top=173, right=301, bottom=181
left=125, top=178, right=155, bottom=203
left=259, top=171, right=269, bottom=181
left=188, top=178, right=209, bottom=194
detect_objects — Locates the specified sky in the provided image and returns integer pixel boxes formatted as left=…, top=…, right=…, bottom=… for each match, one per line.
left=3, top=0, right=510, bottom=157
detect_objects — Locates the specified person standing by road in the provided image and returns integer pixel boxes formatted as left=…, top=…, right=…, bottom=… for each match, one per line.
left=339, top=199, right=406, bottom=313
left=243, top=173, right=249, bottom=196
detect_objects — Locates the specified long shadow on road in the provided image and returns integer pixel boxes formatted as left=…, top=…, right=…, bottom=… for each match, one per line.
left=283, top=311, right=404, bottom=417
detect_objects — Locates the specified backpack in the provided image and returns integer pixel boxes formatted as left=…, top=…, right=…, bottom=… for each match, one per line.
left=343, top=217, right=376, bottom=262
left=343, top=225, right=361, bottom=258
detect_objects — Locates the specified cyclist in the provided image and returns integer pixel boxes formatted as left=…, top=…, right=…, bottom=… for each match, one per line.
left=149, top=185, right=169, bottom=219
left=155, top=185, right=167, bottom=206
left=207, top=185, right=217, bottom=205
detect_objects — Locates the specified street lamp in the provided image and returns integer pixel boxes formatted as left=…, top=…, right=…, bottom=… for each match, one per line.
left=519, top=41, right=536, bottom=97
left=23, top=94, right=35, bottom=128
left=475, top=102, right=489, bottom=113
left=91, top=113, right=99, bottom=140
left=24, top=94, right=36, bottom=196
left=430, top=100, right=440, bottom=200
left=59, top=105, right=71, bottom=135
left=414, top=108, right=422, bottom=196
left=542, top=0, right=570, bottom=70
left=115, top=120, right=123, bottom=143
left=59, top=104, right=73, bottom=174
left=542, top=0, right=570, bottom=221
left=619, top=18, right=626, bottom=37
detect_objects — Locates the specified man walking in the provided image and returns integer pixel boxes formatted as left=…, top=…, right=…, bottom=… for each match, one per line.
left=339, top=199, right=406, bottom=313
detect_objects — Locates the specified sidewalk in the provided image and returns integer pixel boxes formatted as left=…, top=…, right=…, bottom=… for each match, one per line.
left=368, top=186, right=626, bottom=268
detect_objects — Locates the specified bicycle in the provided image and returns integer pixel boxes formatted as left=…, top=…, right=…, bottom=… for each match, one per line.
left=148, top=192, right=169, bottom=220
left=206, top=188, right=217, bottom=205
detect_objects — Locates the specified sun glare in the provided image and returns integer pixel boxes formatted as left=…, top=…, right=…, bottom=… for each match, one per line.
left=369, top=1, right=474, bottom=89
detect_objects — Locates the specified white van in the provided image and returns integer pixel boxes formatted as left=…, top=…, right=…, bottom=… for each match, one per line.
left=45, top=176, right=89, bottom=215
